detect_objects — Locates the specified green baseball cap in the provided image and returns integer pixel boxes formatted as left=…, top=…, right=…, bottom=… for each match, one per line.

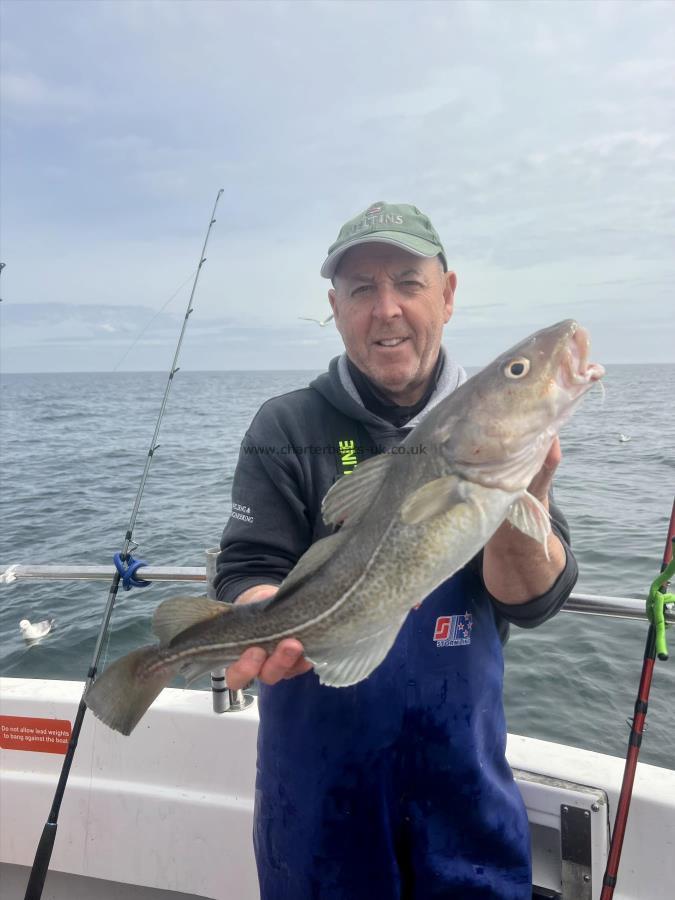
left=321, top=201, right=447, bottom=279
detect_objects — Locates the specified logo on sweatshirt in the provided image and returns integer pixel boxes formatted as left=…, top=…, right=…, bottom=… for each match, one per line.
left=230, top=502, right=253, bottom=524
left=433, top=613, right=473, bottom=647
left=338, top=439, right=358, bottom=475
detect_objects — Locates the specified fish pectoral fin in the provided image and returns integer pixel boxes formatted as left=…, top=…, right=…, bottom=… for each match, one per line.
left=152, top=595, right=231, bottom=646
left=321, top=453, right=393, bottom=528
left=311, top=622, right=403, bottom=688
left=506, top=491, right=551, bottom=557
left=399, top=475, right=464, bottom=525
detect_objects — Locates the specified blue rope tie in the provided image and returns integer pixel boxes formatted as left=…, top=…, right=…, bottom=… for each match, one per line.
left=113, top=552, right=151, bottom=591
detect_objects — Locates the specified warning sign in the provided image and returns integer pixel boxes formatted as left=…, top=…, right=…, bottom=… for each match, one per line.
left=0, top=716, right=71, bottom=754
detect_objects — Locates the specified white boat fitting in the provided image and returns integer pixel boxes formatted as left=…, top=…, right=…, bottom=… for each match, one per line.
left=1, top=675, right=674, bottom=900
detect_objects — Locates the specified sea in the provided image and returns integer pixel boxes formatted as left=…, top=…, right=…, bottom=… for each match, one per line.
left=1, top=366, right=673, bottom=770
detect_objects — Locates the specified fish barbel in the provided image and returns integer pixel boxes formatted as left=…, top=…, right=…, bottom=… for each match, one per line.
left=86, top=319, right=604, bottom=734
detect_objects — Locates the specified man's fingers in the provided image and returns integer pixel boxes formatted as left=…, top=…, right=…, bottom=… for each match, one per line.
left=258, top=639, right=308, bottom=685
left=225, top=639, right=311, bottom=690
left=225, top=646, right=267, bottom=692
left=283, top=657, right=314, bottom=680
left=528, top=438, right=562, bottom=503
left=543, top=437, right=562, bottom=471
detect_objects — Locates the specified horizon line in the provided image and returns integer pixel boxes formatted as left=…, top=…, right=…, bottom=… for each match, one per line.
left=2, top=361, right=673, bottom=376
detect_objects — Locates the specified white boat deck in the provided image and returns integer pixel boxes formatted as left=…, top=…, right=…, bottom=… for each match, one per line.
left=1, top=677, right=673, bottom=899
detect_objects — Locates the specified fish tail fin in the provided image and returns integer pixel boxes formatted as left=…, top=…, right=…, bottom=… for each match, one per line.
left=85, top=645, right=176, bottom=736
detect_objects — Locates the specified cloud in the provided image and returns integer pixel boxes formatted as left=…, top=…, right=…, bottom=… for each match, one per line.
left=609, top=56, right=675, bottom=87
left=0, top=301, right=345, bottom=371
left=1, top=71, right=93, bottom=116
left=1, top=0, right=673, bottom=367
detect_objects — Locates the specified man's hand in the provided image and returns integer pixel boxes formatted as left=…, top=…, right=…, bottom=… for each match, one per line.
left=526, top=436, right=562, bottom=507
left=482, top=437, right=566, bottom=604
left=225, top=585, right=313, bottom=691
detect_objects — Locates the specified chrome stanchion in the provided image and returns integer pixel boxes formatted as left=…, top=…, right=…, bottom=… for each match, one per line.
left=206, top=547, right=254, bottom=714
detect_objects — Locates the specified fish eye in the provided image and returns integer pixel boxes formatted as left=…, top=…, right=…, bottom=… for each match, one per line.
left=504, top=357, right=530, bottom=379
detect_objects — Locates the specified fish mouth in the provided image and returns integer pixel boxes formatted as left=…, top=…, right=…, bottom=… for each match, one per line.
left=454, top=322, right=605, bottom=492
left=558, top=324, right=605, bottom=391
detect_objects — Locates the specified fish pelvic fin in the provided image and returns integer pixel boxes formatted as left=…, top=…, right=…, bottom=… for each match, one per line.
left=506, top=491, right=551, bottom=559
left=85, top=645, right=176, bottom=736
left=152, top=595, right=231, bottom=646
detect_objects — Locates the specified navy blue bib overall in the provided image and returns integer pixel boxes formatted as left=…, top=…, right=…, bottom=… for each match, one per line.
left=253, top=569, right=531, bottom=899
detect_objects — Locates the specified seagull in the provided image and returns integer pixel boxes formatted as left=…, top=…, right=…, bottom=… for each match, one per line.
left=299, top=314, right=334, bottom=327
left=19, top=618, right=54, bottom=641
left=618, top=434, right=631, bottom=443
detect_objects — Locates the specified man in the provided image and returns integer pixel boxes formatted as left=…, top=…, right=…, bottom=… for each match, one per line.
left=215, top=202, right=577, bottom=899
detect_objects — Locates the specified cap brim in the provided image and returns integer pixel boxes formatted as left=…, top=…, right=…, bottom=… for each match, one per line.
left=320, top=233, right=442, bottom=279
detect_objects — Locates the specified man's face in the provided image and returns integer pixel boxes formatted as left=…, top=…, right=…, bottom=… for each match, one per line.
left=328, top=244, right=456, bottom=405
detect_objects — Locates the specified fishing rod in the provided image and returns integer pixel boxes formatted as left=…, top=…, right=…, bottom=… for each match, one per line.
left=23, top=188, right=224, bottom=900
left=600, top=496, right=675, bottom=900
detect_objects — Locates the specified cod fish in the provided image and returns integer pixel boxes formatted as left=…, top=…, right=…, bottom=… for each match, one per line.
left=86, top=319, right=604, bottom=735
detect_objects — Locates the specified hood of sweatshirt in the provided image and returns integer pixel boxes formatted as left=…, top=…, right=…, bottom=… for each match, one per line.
left=310, top=347, right=467, bottom=446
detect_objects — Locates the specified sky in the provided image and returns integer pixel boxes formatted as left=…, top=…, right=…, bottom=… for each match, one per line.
left=0, top=0, right=673, bottom=372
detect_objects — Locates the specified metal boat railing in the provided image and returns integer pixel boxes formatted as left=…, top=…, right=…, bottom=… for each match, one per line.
left=0, top=564, right=207, bottom=585
left=2, top=562, right=674, bottom=624
left=3, top=556, right=673, bottom=717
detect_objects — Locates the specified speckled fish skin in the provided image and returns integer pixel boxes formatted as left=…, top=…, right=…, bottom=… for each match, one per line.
left=85, top=319, right=604, bottom=734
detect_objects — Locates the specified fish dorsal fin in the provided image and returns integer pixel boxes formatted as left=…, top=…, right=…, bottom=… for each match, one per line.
left=272, top=530, right=348, bottom=601
left=400, top=475, right=464, bottom=525
left=152, top=595, right=230, bottom=646
left=321, top=453, right=392, bottom=528
left=506, top=491, right=551, bottom=559
left=309, top=619, right=405, bottom=688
